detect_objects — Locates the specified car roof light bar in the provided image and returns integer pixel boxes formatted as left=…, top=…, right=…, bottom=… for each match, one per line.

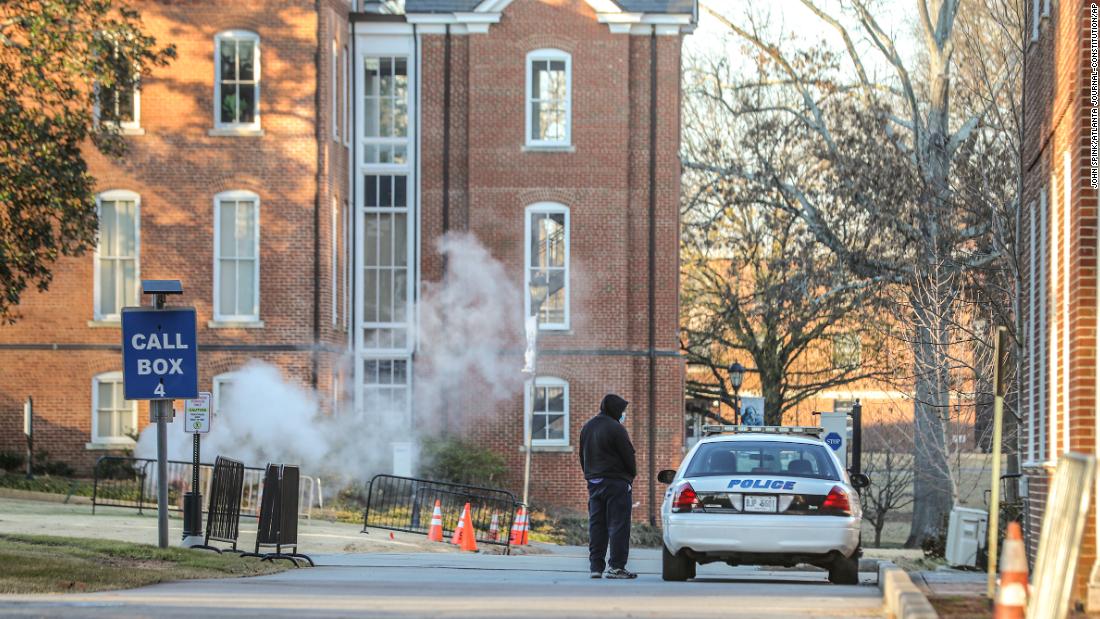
left=701, top=425, right=825, bottom=438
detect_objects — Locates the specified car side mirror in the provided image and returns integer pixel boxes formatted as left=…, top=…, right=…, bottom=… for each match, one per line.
left=657, top=469, right=677, bottom=484
left=850, top=473, right=870, bottom=489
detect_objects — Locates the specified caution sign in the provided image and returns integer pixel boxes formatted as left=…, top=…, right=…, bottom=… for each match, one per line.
left=184, top=392, right=212, bottom=434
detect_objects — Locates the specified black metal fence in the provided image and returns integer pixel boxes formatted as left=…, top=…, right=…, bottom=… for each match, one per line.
left=244, top=464, right=312, bottom=566
left=91, top=456, right=320, bottom=519
left=362, top=474, right=519, bottom=551
left=195, top=456, right=246, bottom=552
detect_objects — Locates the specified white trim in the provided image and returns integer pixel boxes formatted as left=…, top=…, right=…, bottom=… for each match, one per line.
left=343, top=45, right=351, bottom=147
left=332, top=196, right=339, bottom=326
left=1031, top=0, right=1040, bottom=42
left=1039, top=186, right=1049, bottom=462
left=207, top=320, right=265, bottom=329
left=332, top=38, right=340, bottom=142
left=212, top=372, right=238, bottom=417
left=213, top=30, right=261, bottom=132
left=91, top=371, right=138, bottom=446
left=524, top=376, right=570, bottom=447
left=1047, top=181, right=1058, bottom=462
left=1042, top=0, right=1051, bottom=18
left=213, top=190, right=261, bottom=323
left=1028, top=200, right=1038, bottom=463
left=1062, top=151, right=1072, bottom=456
left=525, top=49, right=572, bottom=148
left=524, top=202, right=571, bottom=330
left=93, top=190, right=141, bottom=321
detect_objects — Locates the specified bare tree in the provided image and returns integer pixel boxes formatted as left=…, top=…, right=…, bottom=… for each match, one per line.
left=861, top=417, right=916, bottom=547
left=693, top=0, right=1021, bottom=546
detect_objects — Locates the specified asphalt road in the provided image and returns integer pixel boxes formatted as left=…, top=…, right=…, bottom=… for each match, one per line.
left=0, top=547, right=884, bottom=618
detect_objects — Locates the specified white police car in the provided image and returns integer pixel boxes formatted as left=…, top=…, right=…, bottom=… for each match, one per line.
left=658, top=425, right=869, bottom=584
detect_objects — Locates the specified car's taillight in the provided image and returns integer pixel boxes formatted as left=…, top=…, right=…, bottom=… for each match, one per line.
left=671, top=482, right=699, bottom=513
left=821, top=486, right=851, bottom=516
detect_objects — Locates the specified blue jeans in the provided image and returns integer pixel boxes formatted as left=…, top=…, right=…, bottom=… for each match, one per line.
left=587, top=478, right=632, bottom=572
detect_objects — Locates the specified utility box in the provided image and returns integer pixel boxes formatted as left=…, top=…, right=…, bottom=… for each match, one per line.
left=946, top=506, right=988, bottom=567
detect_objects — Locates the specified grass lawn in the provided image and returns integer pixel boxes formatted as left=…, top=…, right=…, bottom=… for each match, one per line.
left=0, top=534, right=289, bottom=594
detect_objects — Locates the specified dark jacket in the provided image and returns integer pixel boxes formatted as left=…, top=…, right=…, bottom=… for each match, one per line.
left=579, top=394, right=637, bottom=482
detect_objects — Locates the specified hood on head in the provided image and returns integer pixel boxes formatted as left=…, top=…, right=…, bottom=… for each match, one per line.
left=600, top=394, right=629, bottom=418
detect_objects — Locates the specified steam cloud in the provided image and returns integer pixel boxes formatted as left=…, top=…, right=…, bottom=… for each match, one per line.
left=135, top=233, right=525, bottom=485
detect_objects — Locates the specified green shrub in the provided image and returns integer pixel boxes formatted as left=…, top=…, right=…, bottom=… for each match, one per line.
left=30, top=451, right=74, bottom=478
left=0, top=451, right=24, bottom=472
left=419, top=436, right=507, bottom=488
left=529, top=510, right=663, bottom=548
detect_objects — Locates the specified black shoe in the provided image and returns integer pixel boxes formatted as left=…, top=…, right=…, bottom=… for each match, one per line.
left=606, top=568, right=637, bottom=579
left=590, top=571, right=602, bottom=579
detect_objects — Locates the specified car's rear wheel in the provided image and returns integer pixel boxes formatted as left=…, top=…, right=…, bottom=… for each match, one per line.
left=662, top=544, right=695, bottom=581
left=827, top=553, right=859, bottom=585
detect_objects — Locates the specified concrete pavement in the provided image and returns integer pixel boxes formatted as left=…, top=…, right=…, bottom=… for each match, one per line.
left=0, top=546, right=884, bottom=618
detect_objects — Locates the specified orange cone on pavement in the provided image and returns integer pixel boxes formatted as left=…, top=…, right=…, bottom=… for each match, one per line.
left=993, top=521, right=1029, bottom=619
left=488, top=513, right=500, bottom=541
left=427, top=500, right=444, bottom=542
left=450, top=503, right=468, bottom=545
left=458, top=503, right=478, bottom=552
left=510, top=506, right=529, bottom=546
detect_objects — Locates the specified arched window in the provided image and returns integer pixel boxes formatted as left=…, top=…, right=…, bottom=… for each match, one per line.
left=212, top=372, right=238, bottom=418
left=525, top=49, right=571, bottom=147
left=525, top=202, right=570, bottom=330
left=94, top=190, right=141, bottom=320
left=214, top=30, right=261, bottom=131
left=91, top=371, right=138, bottom=446
left=213, top=190, right=261, bottom=322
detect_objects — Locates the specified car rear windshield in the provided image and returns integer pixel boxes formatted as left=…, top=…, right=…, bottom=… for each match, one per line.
left=685, top=441, right=840, bottom=480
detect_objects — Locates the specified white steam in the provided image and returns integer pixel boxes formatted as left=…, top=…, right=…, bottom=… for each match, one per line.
left=134, top=233, right=524, bottom=485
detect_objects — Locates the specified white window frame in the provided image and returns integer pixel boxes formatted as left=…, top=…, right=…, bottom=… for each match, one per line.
left=332, top=38, right=340, bottom=141
left=95, top=82, right=141, bottom=132
left=1026, top=200, right=1038, bottom=465
left=525, top=376, right=570, bottom=447
left=525, top=49, right=572, bottom=148
left=213, top=30, right=261, bottom=132
left=1040, top=186, right=1051, bottom=463
left=93, top=190, right=141, bottom=321
left=91, top=371, right=138, bottom=446
left=343, top=45, right=351, bottom=147
left=213, top=190, right=261, bottom=322
left=332, top=196, right=339, bottom=326
left=524, top=202, right=570, bottom=330
left=1031, top=0, right=1040, bottom=42
left=212, top=372, right=238, bottom=418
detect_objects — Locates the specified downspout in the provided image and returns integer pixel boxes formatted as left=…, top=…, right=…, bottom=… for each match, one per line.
left=443, top=25, right=452, bottom=242
left=647, top=26, right=658, bottom=527
left=312, top=2, right=324, bottom=390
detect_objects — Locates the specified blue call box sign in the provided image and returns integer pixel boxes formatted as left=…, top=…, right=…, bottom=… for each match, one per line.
left=121, top=307, right=198, bottom=400
left=824, top=432, right=843, bottom=451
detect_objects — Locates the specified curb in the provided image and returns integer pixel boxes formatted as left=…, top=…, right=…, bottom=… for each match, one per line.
left=878, top=561, right=939, bottom=619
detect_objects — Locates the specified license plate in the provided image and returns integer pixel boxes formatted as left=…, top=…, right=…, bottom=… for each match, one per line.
left=743, top=495, right=777, bottom=513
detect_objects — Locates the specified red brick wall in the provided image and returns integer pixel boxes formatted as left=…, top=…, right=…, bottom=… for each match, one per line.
left=1021, top=0, right=1097, bottom=607
left=416, top=0, right=685, bottom=519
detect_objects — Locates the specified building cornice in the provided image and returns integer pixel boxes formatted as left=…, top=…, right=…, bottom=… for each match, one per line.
left=396, top=0, right=695, bottom=35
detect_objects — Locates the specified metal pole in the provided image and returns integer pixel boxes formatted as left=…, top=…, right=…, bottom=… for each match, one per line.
left=522, top=302, right=540, bottom=508
left=24, top=396, right=33, bottom=480
left=851, top=399, right=863, bottom=477
left=986, top=326, right=1009, bottom=599
left=156, top=400, right=169, bottom=549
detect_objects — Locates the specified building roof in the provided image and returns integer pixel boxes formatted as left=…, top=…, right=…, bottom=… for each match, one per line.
left=404, top=0, right=694, bottom=14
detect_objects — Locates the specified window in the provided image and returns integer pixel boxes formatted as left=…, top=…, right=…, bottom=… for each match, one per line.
left=525, top=49, right=571, bottom=147
left=363, top=175, right=410, bottom=350
left=94, top=191, right=140, bottom=320
left=1026, top=201, right=1038, bottom=463
left=92, top=371, right=137, bottom=445
left=685, top=441, right=839, bottom=480
left=363, top=57, right=408, bottom=163
left=332, top=196, right=339, bottom=326
left=527, top=377, right=569, bottom=446
left=343, top=46, right=351, bottom=146
left=332, top=39, right=339, bottom=141
left=1031, top=0, right=1040, bottom=41
left=214, top=191, right=260, bottom=322
left=213, top=373, right=237, bottom=417
left=344, top=199, right=351, bottom=330
left=95, top=42, right=141, bottom=131
left=364, top=358, right=410, bottom=425
left=525, top=203, right=570, bottom=329
left=1039, top=187, right=1049, bottom=461
left=832, top=334, right=862, bottom=369
left=214, top=31, right=260, bottom=130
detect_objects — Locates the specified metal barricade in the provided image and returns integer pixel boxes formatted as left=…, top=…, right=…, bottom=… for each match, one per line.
left=1027, top=453, right=1097, bottom=619
left=362, top=474, right=518, bottom=551
left=92, top=456, right=321, bottom=519
left=243, top=464, right=313, bottom=566
left=192, top=456, right=246, bottom=553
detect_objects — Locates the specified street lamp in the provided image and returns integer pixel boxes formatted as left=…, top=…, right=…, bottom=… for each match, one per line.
left=728, top=361, right=745, bottom=425
left=522, top=278, right=548, bottom=508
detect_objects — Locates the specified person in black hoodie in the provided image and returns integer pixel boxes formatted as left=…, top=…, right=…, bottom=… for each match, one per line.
left=579, top=393, right=637, bottom=579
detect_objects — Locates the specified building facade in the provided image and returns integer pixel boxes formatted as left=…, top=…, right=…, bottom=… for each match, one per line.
left=1020, top=0, right=1099, bottom=609
left=0, top=0, right=692, bottom=519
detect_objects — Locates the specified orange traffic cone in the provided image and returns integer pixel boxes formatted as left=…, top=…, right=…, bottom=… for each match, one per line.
left=510, top=506, right=528, bottom=546
left=450, top=503, right=468, bottom=545
left=520, top=510, right=530, bottom=545
left=427, top=500, right=444, bottom=542
left=488, top=513, right=500, bottom=541
left=458, top=503, right=478, bottom=552
left=993, top=521, right=1029, bottom=619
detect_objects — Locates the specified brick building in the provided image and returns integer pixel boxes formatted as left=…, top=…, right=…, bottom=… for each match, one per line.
left=1020, top=0, right=1099, bottom=609
left=0, top=0, right=694, bottom=520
